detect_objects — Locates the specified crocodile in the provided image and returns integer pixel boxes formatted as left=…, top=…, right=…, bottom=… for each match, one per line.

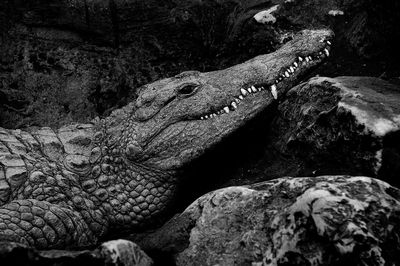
left=0, top=29, right=333, bottom=249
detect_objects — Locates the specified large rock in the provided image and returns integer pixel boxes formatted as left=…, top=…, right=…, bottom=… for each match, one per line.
left=0, top=239, right=153, bottom=266
left=189, top=76, right=400, bottom=194
left=133, top=176, right=400, bottom=265
left=270, top=76, right=400, bottom=186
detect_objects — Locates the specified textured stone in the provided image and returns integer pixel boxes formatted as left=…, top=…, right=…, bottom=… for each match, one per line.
left=132, top=176, right=400, bottom=266
left=101, top=239, right=153, bottom=266
left=270, top=76, right=400, bottom=186
left=0, top=240, right=152, bottom=266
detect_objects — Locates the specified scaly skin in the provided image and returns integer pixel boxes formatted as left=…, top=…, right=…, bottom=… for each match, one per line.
left=0, top=29, right=333, bottom=249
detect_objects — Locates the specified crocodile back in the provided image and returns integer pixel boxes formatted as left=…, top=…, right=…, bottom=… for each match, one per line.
left=0, top=124, right=95, bottom=205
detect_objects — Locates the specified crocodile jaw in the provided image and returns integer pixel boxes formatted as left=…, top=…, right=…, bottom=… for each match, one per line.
left=133, top=29, right=334, bottom=170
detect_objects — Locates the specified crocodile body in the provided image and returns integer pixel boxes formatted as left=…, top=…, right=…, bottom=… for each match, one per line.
left=0, top=29, right=333, bottom=249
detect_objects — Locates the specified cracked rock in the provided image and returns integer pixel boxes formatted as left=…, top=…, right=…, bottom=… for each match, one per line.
left=133, top=176, right=400, bottom=266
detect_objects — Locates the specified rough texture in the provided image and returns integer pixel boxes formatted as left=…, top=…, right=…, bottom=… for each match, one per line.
left=0, top=239, right=152, bottom=266
left=212, top=76, right=400, bottom=192
left=270, top=76, right=400, bottom=185
left=0, top=0, right=286, bottom=129
left=134, top=176, right=400, bottom=266
left=0, top=29, right=333, bottom=249
left=1, top=0, right=399, bottom=129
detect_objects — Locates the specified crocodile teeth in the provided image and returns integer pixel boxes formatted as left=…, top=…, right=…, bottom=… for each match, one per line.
left=205, top=48, right=330, bottom=122
left=270, top=84, right=278, bottom=99
left=326, top=40, right=331, bottom=45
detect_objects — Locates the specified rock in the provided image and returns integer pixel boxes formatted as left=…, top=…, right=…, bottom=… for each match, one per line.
left=133, top=176, right=400, bottom=266
left=100, top=239, right=153, bottom=266
left=253, top=5, right=279, bottom=24
left=269, top=76, right=400, bottom=186
left=277, top=0, right=400, bottom=60
left=0, top=239, right=153, bottom=266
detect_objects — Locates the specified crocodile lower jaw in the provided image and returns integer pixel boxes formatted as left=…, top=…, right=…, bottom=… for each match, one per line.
left=199, top=41, right=331, bottom=120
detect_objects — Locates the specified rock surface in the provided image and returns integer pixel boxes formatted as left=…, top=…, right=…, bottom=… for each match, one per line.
left=133, top=176, right=400, bottom=266
left=270, top=76, right=400, bottom=186
left=205, top=76, right=400, bottom=192
left=0, top=239, right=153, bottom=266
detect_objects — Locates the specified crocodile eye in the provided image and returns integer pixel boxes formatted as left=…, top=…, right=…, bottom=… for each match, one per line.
left=177, top=84, right=199, bottom=96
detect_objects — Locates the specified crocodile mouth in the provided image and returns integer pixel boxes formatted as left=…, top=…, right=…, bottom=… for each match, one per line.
left=197, top=40, right=332, bottom=120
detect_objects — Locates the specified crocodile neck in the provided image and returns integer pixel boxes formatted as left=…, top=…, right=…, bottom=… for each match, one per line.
left=85, top=114, right=179, bottom=231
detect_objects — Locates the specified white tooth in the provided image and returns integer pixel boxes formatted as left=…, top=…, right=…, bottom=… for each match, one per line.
left=200, top=116, right=204, bottom=120
left=294, top=62, right=298, bottom=67
left=251, top=86, right=257, bottom=92
left=239, top=95, right=244, bottom=100
left=240, top=88, right=247, bottom=96
left=205, top=115, right=209, bottom=119
left=223, top=107, right=230, bottom=113
left=258, top=87, right=263, bottom=91
left=247, top=88, right=252, bottom=93
left=270, top=85, right=278, bottom=99
left=324, top=48, right=330, bottom=56
left=309, top=56, right=313, bottom=60
left=287, top=68, right=292, bottom=73
left=231, top=102, right=237, bottom=109
left=284, top=71, right=290, bottom=78
left=305, top=57, right=310, bottom=62
left=235, top=98, right=240, bottom=103
left=327, top=40, right=331, bottom=45
left=298, top=56, right=303, bottom=61
left=290, top=66, right=295, bottom=72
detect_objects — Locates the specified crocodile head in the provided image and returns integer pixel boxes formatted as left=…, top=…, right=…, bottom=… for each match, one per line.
left=125, top=29, right=333, bottom=171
